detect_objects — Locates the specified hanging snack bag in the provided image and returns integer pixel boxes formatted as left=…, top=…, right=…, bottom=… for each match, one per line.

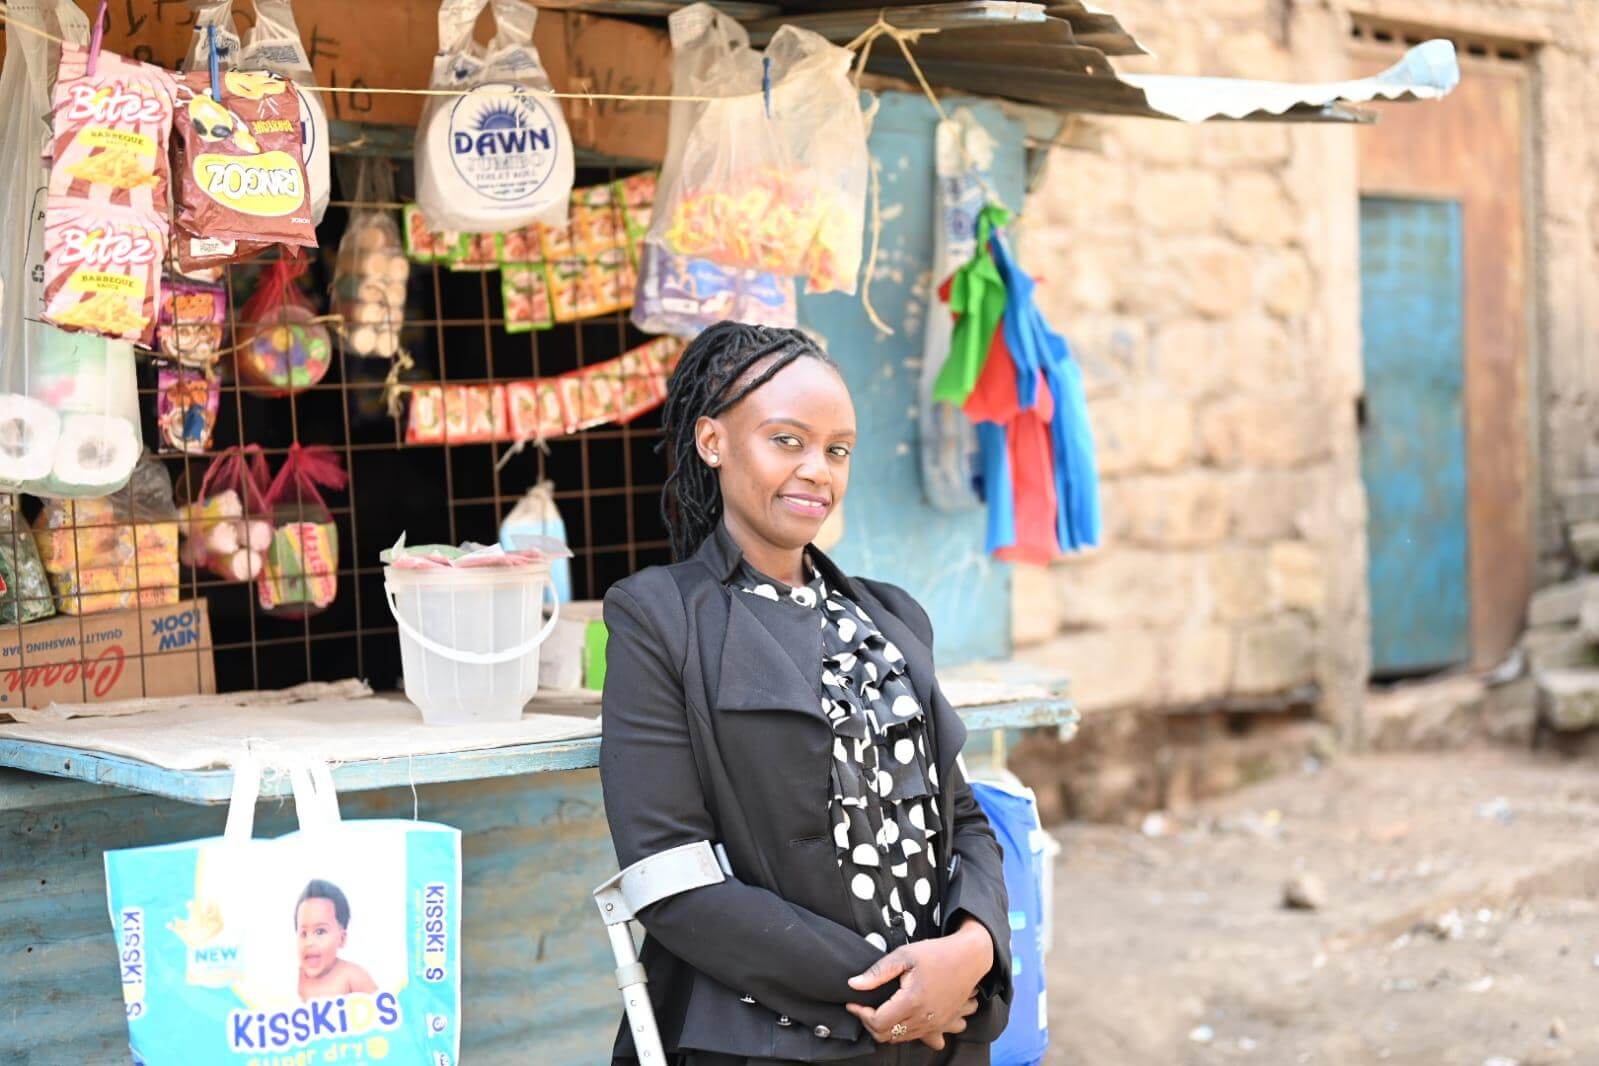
left=333, top=159, right=408, bottom=358
left=414, top=0, right=574, bottom=234
left=178, top=445, right=273, bottom=583
left=259, top=444, right=345, bottom=618
left=649, top=4, right=868, bottom=294
left=237, top=254, right=333, bottom=395
left=171, top=68, right=317, bottom=256
left=156, top=365, right=221, bottom=454
left=41, top=44, right=177, bottom=346
left=239, top=0, right=332, bottom=225
left=632, top=243, right=796, bottom=338
left=157, top=280, right=226, bottom=367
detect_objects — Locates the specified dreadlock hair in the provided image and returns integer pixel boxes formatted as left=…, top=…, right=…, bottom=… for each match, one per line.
left=658, top=321, right=836, bottom=561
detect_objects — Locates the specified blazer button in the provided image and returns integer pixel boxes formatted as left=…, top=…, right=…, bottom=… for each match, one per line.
left=776, top=1016, right=793, bottom=1027
left=813, top=1025, right=831, bottom=1039
left=739, top=995, right=757, bottom=1005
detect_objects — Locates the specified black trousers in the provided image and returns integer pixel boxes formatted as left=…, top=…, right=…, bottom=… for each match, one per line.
left=677, top=1040, right=989, bottom=1066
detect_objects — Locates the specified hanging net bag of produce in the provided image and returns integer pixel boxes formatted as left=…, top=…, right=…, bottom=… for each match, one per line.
left=647, top=3, right=869, bottom=295
left=333, top=158, right=408, bottom=358
left=414, top=0, right=574, bottom=234
left=258, top=444, right=346, bottom=618
left=237, top=253, right=333, bottom=395
left=178, top=444, right=275, bottom=583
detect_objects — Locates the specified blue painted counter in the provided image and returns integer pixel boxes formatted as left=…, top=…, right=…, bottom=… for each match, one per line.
left=0, top=697, right=1074, bottom=1064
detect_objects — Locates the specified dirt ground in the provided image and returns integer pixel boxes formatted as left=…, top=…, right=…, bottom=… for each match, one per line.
left=1044, top=747, right=1599, bottom=1066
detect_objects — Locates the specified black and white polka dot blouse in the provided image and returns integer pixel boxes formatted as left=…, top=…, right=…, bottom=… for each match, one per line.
left=732, top=559, right=943, bottom=952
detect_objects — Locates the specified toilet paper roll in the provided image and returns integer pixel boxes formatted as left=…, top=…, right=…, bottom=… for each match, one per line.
left=49, top=414, right=141, bottom=492
left=0, top=394, right=62, bottom=486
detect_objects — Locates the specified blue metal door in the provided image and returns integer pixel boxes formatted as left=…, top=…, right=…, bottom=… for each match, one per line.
left=1359, top=197, right=1470, bottom=675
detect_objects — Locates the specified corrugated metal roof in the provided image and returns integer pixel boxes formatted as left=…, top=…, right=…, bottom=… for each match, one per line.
left=740, top=0, right=1455, bottom=122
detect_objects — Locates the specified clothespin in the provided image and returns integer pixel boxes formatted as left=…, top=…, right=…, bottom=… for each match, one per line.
left=86, top=0, right=108, bottom=77
left=207, top=25, right=222, bottom=100
left=762, top=56, right=772, bottom=119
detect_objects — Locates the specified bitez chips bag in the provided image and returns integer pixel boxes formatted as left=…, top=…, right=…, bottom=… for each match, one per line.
left=41, top=44, right=175, bottom=345
left=172, top=70, right=317, bottom=253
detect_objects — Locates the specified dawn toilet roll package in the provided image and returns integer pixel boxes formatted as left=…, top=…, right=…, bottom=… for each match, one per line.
left=414, top=0, right=574, bottom=234
left=104, top=760, right=462, bottom=1066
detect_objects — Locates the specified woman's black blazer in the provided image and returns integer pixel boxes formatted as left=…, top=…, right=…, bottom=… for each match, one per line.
left=600, top=523, right=1013, bottom=1063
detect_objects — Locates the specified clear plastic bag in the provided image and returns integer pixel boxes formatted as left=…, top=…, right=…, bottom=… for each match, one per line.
left=648, top=4, right=869, bottom=294
left=333, top=159, right=408, bottom=357
left=0, top=5, right=145, bottom=500
left=33, top=452, right=182, bottom=616
left=239, top=0, right=332, bottom=225
left=414, top=0, right=575, bottom=234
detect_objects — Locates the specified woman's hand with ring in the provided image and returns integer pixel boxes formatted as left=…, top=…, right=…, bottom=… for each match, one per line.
left=844, top=916, right=995, bottom=1048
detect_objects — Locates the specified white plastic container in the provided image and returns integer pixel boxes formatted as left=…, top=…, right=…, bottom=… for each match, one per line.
left=384, top=562, right=560, bottom=725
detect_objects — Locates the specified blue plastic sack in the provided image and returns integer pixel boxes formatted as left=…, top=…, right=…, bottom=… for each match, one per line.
left=104, top=760, right=462, bottom=1066
left=970, top=778, right=1050, bottom=1066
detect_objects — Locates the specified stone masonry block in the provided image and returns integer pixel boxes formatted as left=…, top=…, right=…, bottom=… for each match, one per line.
left=1528, top=576, right=1599, bottom=628
left=1181, top=245, right=1255, bottom=318
left=1268, top=540, right=1325, bottom=612
left=1209, top=547, right=1272, bottom=621
left=1012, top=562, right=1061, bottom=647
left=1164, top=623, right=1234, bottom=704
left=1134, top=170, right=1221, bottom=232
left=1538, top=668, right=1599, bottom=732
left=1223, top=172, right=1298, bottom=245
left=1054, top=549, right=1206, bottom=629
left=1234, top=614, right=1316, bottom=694
left=1017, top=629, right=1162, bottom=713
left=1103, top=474, right=1232, bottom=547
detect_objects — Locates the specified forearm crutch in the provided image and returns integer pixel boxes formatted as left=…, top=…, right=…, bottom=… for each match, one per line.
left=594, top=840, right=732, bottom=1063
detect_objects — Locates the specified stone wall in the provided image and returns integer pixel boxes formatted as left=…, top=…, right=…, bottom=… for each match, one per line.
left=1015, top=0, right=1599, bottom=746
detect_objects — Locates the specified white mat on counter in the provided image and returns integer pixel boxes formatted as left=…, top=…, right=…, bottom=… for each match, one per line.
left=0, top=688, right=600, bottom=772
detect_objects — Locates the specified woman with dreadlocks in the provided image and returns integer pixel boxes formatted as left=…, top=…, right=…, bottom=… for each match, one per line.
left=600, top=322, right=1012, bottom=1065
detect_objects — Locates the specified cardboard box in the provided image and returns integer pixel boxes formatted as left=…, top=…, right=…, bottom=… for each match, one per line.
left=0, top=599, right=215, bottom=711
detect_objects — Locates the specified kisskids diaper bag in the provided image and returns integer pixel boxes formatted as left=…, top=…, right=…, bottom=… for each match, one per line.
left=104, top=759, right=462, bottom=1066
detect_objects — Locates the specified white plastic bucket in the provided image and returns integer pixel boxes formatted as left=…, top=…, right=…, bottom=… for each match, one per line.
left=384, top=563, right=560, bottom=725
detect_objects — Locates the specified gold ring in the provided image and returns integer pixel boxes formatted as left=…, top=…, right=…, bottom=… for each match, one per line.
left=889, top=1022, right=909, bottom=1041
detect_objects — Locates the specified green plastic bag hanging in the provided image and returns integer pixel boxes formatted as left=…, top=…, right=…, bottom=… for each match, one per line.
left=931, top=204, right=1013, bottom=406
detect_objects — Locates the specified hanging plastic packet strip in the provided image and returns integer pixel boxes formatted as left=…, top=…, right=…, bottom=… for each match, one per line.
left=171, top=68, right=317, bottom=256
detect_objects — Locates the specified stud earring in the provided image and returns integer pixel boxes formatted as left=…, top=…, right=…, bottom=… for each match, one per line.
left=707, top=452, right=720, bottom=466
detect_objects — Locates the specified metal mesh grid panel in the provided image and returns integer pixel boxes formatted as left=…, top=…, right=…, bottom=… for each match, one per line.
left=1, top=160, right=669, bottom=709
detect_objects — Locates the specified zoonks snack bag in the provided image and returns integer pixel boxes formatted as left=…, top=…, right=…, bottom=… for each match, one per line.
left=172, top=70, right=316, bottom=253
